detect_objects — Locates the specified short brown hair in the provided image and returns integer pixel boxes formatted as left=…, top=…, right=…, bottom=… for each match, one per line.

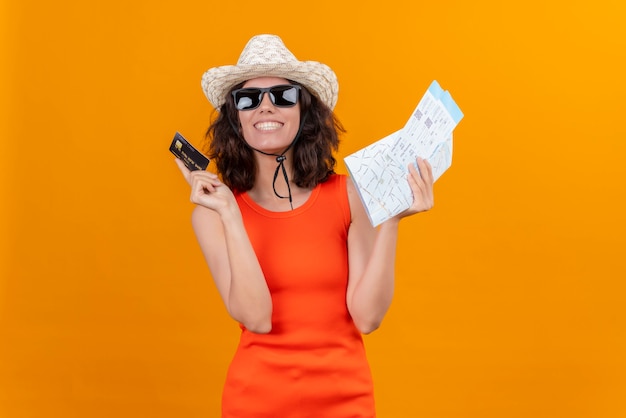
left=203, top=82, right=345, bottom=193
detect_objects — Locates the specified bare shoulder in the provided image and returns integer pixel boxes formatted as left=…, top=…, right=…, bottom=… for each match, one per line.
left=345, top=176, right=368, bottom=225
left=345, top=176, right=358, bottom=208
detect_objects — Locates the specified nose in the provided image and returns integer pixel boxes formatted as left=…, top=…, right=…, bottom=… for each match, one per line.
left=258, top=91, right=275, bottom=110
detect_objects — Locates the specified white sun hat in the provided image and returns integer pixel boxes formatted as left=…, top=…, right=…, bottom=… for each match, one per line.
left=201, top=34, right=339, bottom=110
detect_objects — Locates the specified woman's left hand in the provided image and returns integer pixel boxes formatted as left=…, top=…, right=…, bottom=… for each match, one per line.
left=397, top=157, right=434, bottom=219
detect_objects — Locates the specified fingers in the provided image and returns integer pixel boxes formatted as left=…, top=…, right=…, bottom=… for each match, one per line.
left=190, top=172, right=220, bottom=194
left=175, top=157, right=219, bottom=184
left=410, top=157, right=433, bottom=185
left=189, top=171, right=224, bottom=206
left=175, top=157, right=222, bottom=201
left=174, top=158, right=233, bottom=212
left=174, top=158, right=191, bottom=184
left=418, top=157, right=433, bottom=184
left=406, top=157, right=434, bottom=214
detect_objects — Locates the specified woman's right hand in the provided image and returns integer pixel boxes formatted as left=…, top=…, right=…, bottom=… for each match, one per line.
left=174, top=158, right=235, bottom=214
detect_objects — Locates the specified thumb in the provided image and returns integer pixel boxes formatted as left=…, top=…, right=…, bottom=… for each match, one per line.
left=174, top=158, right=191, bottom=184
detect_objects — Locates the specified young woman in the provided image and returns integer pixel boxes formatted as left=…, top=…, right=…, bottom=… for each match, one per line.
left=175, top=34, right=434, bottom=417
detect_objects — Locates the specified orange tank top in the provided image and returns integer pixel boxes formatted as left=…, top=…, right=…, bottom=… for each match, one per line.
left=222, top=174, right=375, bottom=417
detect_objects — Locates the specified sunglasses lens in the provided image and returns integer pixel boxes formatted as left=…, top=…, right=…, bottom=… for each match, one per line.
left=232, top=85, right=300, bottom=110
left=233, top=89, right=261, bottom=110
left=270, top=86, right=299, bottom=107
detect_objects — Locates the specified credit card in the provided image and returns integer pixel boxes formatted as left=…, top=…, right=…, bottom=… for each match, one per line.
left=169, top=132, right=210, bottom=171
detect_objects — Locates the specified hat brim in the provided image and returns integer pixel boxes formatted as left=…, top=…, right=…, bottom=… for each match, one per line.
left=201, top=60, right=338, bottom=110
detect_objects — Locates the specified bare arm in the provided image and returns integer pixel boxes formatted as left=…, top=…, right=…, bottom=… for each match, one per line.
left=346, top=157, right=434, bottom=334
left=176, top=159, right=272, bottom=333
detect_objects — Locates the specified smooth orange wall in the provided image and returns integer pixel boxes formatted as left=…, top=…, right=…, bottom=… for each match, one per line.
left=2, top=1, right=625, bottom=417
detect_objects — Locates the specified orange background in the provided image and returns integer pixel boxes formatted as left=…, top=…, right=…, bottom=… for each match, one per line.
left=2, top=1, right=625, bottom=417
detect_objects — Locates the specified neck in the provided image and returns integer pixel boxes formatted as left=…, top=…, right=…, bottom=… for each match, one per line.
left=253, top=150, right=294, bottom=198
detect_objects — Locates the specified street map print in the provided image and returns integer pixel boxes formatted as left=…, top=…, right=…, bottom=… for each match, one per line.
left=344, top=80, right=464, bottom=227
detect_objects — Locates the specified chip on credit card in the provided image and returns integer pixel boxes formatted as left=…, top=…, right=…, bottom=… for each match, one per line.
left=169, top=132, right=210, bottom=171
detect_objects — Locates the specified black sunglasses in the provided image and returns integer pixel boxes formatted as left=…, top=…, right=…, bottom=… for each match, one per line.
left=231, top=84, right=301, bottom=111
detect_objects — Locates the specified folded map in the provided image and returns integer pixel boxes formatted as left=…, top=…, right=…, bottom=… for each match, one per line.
left=344, top=80, right=464, bottom=227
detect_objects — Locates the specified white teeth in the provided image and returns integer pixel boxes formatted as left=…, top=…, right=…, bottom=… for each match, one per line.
left=255, top=122, right=283, bottom=131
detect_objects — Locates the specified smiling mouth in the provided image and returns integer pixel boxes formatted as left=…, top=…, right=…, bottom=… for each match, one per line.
left=255, top=121, right=283, bottom=131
